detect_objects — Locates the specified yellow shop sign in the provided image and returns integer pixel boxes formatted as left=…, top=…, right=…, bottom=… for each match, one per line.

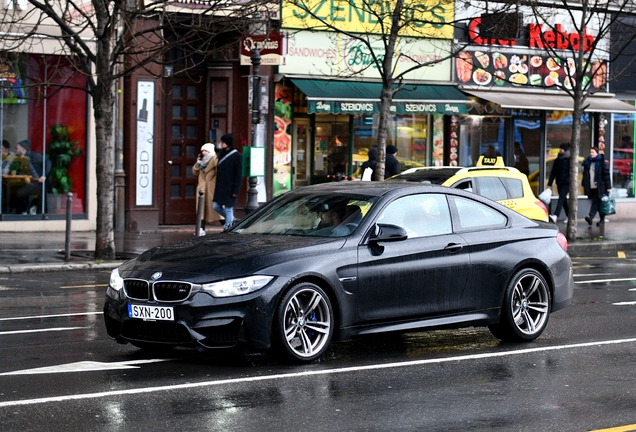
left=282, top=0, right=454, bottom=39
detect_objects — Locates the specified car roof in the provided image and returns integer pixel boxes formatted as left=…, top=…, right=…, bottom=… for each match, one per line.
left=290, top=181, right=451, bottom=197
left=385, top=167, right=463, bottom=184
left=454, top=166, right=524, bottom=178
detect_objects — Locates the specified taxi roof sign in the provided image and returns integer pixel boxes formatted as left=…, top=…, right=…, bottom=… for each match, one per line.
left=476, top=155, right=505, bottom=167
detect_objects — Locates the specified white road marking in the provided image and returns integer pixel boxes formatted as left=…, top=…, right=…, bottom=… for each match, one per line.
left=1, top=338, right=636, bottom=408
left=0, top=327, right=90, bottom=336
left=613, top=301, right=636, bottom=306
left=0, top=312, right=102, bottom=321
left=575, top=277, right=636, bottom=284
left=0, top=359, right=170, bottom=376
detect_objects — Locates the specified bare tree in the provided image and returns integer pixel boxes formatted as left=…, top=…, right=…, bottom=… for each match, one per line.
left=0, top=0, right=270, bottom=259
left=282, top=0, right=463, bottom=180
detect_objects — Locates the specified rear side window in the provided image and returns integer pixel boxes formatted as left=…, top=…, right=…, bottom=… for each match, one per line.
left=500, top=178, right=524, bottom=199
left=451, top=196, right=507, bottom=230
left=475, top=177, right=508, bottom=201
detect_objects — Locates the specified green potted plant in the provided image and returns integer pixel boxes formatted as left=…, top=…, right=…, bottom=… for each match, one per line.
left=48, top=124, right=81, bottom=194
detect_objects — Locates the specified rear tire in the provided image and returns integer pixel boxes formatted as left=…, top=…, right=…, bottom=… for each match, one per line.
left=273, top=282, right=334, bottom=363
left=489, top=268, right=551, bottom=342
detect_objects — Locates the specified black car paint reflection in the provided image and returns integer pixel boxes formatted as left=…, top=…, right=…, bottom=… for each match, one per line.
left=104, top=182, right=574, bottom=363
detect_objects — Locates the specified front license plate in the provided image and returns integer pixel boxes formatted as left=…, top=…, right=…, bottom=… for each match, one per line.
left=128, top=304, right=174, bottom=321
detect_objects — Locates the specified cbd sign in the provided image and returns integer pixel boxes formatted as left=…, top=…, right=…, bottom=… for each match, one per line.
left=528, top=23, right=595, bottom=52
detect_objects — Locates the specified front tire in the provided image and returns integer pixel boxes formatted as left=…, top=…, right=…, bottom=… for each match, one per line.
left=489, top=268, right=551, bottom=342
left=274, top=283, right=334, bottom=363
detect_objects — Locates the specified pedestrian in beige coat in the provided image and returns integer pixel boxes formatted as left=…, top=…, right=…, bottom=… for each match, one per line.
left=192, top=143, right=223, bottom=235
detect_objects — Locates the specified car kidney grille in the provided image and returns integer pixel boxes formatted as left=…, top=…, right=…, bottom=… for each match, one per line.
left=122, top=320, right=191, bottom=344
left=153, top=282, right=192, bottom=302
left=124, top=279, right=150, bottom=301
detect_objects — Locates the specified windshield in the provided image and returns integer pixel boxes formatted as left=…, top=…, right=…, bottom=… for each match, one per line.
left=231, top=193, right=378, bottom=237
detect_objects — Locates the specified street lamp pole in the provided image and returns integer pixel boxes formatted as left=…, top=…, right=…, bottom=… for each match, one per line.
left=245, top=48, right=261, bottom=214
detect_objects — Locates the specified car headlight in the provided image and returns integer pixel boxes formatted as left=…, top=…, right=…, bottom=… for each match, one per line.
left=201, top=276, right=274, bottom=298
left=109, top=268, right=124, bottom=291
left=106, top=268, right=124, bottom=300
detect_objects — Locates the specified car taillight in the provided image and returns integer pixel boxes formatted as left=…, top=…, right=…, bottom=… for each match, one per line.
left=535, top=200, right=549, bottom=218
left=556, top=232, right=568, bottom=252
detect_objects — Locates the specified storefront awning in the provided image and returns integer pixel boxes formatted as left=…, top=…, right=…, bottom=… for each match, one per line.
left=291, top=79, right=469, bottom=115
left=463, top=89, right=636, bottom=114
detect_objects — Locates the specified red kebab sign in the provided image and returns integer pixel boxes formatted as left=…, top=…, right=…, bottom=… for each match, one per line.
left=469, top=17, right=596, bottom=52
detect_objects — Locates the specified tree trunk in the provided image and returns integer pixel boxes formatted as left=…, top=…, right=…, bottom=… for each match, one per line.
left=93, top=80, right=116, bottom=260
left=93, top=1, right=116, bottom=260
left=374, top=0, right=402, bottom=181
left=566, top=91, right=583, bottom=242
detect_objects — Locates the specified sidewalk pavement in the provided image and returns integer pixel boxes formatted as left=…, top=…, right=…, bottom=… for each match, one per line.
left=0, top=219, right=634, bottom=273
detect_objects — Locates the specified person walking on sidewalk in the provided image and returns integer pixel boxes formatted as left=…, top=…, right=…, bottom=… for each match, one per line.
left=547, top=143, right=571, bottom=223
left=213, top=134, right=243, bottom=229
left=360, top=147, right=378, bottom=181
left=192, top=143, right=222, bottom=236
left=385, top=145, right=401, bottom=177
left=582, top=146, right=612, bottom=227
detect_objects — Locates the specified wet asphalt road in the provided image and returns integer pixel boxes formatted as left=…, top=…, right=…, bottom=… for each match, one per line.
left=1, top=254, right=636, bottom=432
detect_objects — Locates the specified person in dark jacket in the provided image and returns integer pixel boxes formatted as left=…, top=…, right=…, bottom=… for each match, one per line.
left=360, top=147, right=377, bottom=181
left=213, top=134, right=243, bottom=229
left=582, top=146, right=612, bottom=227
left=385, top=145, right=401, bottom=177
left=547, top=143, right=571, bottom=223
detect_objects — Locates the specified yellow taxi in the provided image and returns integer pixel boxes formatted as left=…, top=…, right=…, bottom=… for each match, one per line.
left=387, top=156, right=549, bottom=222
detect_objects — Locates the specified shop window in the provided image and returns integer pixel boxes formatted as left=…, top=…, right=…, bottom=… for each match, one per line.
left=545, top=112, right=591, bottom=196
left=313, top=115, right=350, bottom=177
left=1, top=54, right=87, bottom=217
left=458, top=116, right=505, bottom=167
left=612, top=112, right=634, bottom=198
left=351, top=114, right=429, bottom=178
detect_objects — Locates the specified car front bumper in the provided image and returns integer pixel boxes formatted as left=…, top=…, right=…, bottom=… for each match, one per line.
left=103, top=279, right=288, bottom=351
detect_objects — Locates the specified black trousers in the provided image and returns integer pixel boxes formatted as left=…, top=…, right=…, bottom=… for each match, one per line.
left=552, top=184, right=570, bottom=219
left=588, top=189, right=605, bottom=222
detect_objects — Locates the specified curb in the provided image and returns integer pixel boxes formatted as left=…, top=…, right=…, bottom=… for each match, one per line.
left=0, top=261, right=124, bottom=274
left=567, top=241, right=636, bottom=257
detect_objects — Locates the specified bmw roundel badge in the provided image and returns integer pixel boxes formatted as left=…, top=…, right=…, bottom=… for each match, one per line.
left=150, top=272, right=162, bottom=281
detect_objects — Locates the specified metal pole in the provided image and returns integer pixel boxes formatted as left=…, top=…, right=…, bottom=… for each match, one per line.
left=245, top=49, right=261, bottom=214
left=195, top=189, right=204, bottom=236
left=64, top=192, right=72, bottom=261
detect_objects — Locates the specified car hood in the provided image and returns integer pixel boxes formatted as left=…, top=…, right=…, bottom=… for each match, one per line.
left=117, top=233, right=346, bottom=282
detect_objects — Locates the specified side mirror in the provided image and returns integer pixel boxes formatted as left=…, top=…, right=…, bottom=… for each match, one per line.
left=369, top=223, right=408, bottom=243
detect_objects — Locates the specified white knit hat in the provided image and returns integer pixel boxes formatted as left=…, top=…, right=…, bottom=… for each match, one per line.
left=201, top=143, right=215, bottom=153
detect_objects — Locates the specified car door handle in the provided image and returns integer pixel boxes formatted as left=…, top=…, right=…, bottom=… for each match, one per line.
left=444, top=243, right=463, bottom=253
